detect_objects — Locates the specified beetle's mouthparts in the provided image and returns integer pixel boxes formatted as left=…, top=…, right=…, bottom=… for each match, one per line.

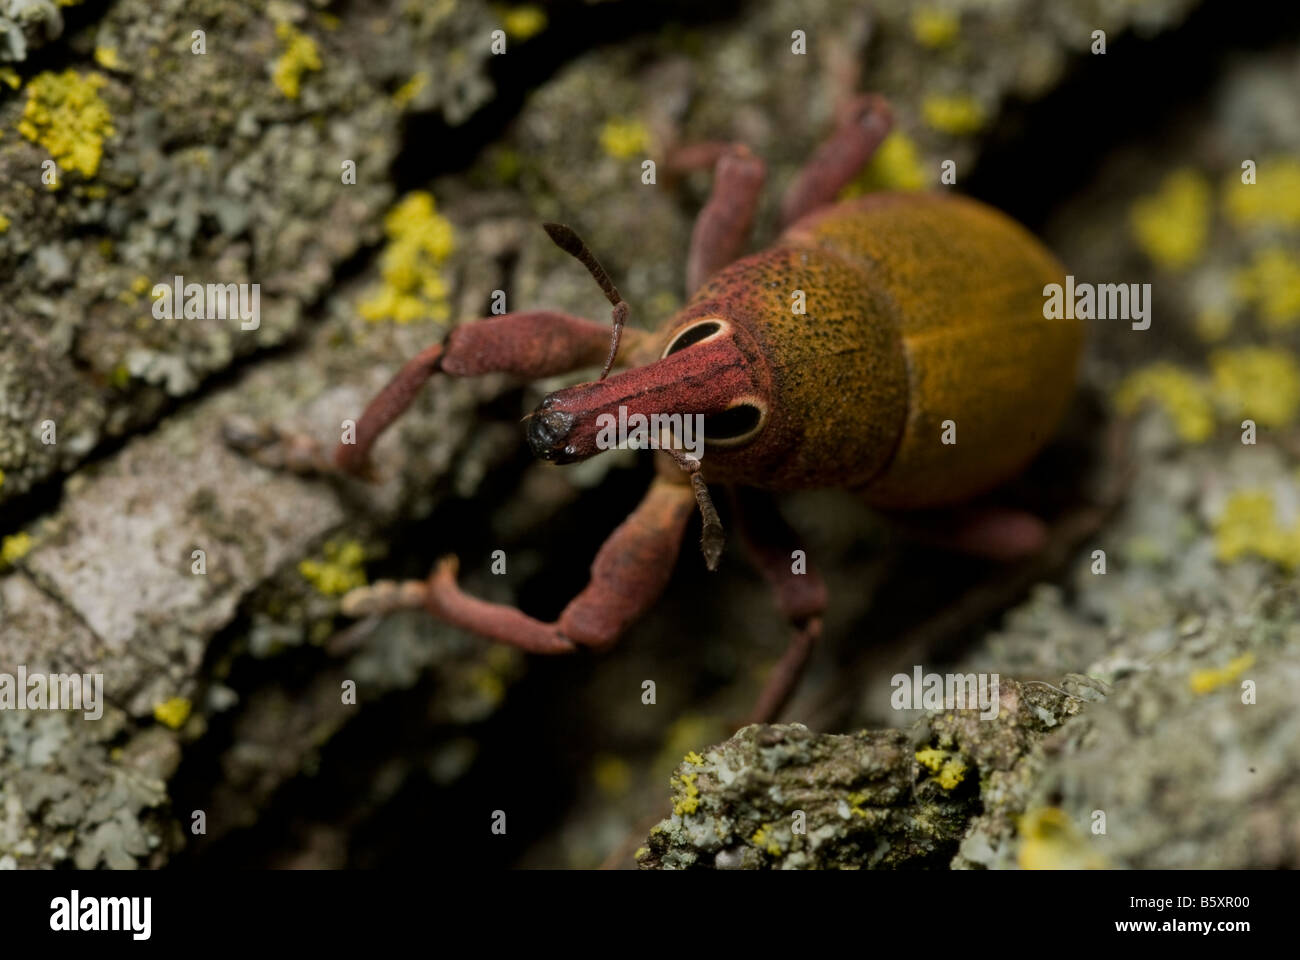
left=525, top=408, right=577, bottom=462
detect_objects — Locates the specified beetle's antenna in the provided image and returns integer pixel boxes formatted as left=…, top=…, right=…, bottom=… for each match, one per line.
left=665, top=448, right=724, bottom=571
left=542, top=222, right=628, bottom=381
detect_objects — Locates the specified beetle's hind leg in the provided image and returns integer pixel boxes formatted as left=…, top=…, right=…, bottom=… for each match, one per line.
left=732, top=488, right=829, bottom=726
left=341, top=471, right=697, bottom=654
left=224, top=310, right=649, bottom=480
left=780, top=93, right=893, bottom=228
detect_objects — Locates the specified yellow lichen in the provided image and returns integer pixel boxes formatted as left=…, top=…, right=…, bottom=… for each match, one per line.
left=921, top=94, right=984, bottom=135
left=593, top=755, right=632, bottom=797
left=1189, top=652, right=1255, bottom=695
left=599, top=118, right=649, bottom=159
left=839, top=131, right=925, bottom=196
left=671, top=771, right=700, bottom=816
left=359, top=191, right=456, bottom=324
left=1194, top=306, right=1233, bottom=342
left=1115, top=364, right=1214, bottom=443
left=1, top=532, right=33, bottom=568
left=1017, top=807, right=1107, bottom=869
left=1210, top=346, right=1300, bottom=427
left=0, top=213, right=9, bottom=233
left=0, top=67, right=19, bottom=90
left=272, top=22, right=322, bottom=100
left=1223, top=156, right=1300, bottom=229
left=750, top=824, right=782, bottom=857
left=298, top=538, right=368, bottom=595
left=392, top=72, right=428, bottom=109
left=1129, top=169, right=1211, bottom=269
left=911, top=8, right=960, bottom=48
left=1214, top=490, right=1300, bottom=571
left=684, top=750, right=705, bottom=766
left=501, top=5, right=547, bottom=40
left=17, top=70, right=115, bottom=180
left=93, top=47, right=121, bottom=70
left=845, top=789, right=871, bottom=819
left=915, top=747, right=966, bottom=790
left=1233, top=247, right=1300, bottom=329
left=469, top=667, right=505, bottom=706
left=153, top=697, right=192, bottom=729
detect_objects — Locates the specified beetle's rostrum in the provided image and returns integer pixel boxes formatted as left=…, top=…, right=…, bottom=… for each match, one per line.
left=523, top=319, right=770, bottom=465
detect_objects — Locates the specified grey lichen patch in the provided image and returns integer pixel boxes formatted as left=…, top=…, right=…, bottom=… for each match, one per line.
left=0, top=0, right=511, bottom=506
left=0, top=693, right=179, bottom=870
left=639, top=680, right=1089, bottom=870
left=0, top=0, right=65, bottom=63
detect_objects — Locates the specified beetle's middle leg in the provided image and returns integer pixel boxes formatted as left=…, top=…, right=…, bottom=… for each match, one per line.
left=732, top=488, right=829, bottom=725
left=342, top=467, right=696, bottom=654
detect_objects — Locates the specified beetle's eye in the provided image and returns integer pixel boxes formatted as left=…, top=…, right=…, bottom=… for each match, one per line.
left=704, top=402, right=764, bottom=444
left=663, top=320, right=722, bottom=357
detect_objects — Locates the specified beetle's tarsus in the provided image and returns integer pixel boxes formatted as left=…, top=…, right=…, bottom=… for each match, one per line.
left=222, top=415, right=339, bottom=477
left=341, top=578, right=428, bottom=617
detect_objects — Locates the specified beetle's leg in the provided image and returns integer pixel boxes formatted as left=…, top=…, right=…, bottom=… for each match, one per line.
left=226, top=311, right=648, bottom=478
left=668, top=143, right=767, bottom=296
left=732, top=488, right=829, bottom=725
left=342, top=470, right=696, bottom=652
left=888, top=503, right=1049, bottom=561
left=780, top=93, right=892, bottom=228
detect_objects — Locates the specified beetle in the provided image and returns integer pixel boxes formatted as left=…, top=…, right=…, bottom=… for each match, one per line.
left=303, top=94, right=1082, bottom=723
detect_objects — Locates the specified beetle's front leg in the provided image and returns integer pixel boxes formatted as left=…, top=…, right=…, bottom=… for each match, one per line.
left=342, top=470, right=697, bottom=653
left=732, top=488, right=829, bottom=725
left=225, top=310, right=649, bottom=479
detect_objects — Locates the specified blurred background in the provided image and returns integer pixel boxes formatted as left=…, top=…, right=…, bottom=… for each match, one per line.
left=1, top=0, right=1298, bottom=870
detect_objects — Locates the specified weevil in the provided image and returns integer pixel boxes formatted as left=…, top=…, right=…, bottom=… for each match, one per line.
left=288, top=94, right=1083, bottom=723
